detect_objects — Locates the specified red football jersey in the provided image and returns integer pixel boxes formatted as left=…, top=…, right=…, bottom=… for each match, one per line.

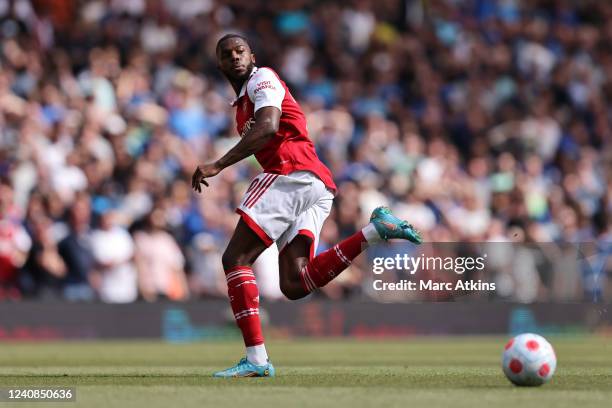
left=232, top=66, right=336, bottom=193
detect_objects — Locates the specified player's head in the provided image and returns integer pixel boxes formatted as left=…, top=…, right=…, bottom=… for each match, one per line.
left=215, top=34, right=255, bottom=82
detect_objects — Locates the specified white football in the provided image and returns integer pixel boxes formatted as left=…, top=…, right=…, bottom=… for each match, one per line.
left=502, top=333, right=557, bottom=386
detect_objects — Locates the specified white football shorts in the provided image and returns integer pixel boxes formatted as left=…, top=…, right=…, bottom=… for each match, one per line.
left=236, top=171, right=334, bottom=257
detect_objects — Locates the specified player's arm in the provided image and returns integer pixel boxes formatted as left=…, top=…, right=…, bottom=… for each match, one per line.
left=218, top=106, right=280, bottom=169
left=191, top=107, right=280, bottom=193
left=192, top=67, right=285, bottom=193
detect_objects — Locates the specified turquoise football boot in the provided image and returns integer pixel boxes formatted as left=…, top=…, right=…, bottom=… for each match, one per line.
left=212, top=358, right=275, bottom=378
left=370, top=206, right=423, bottom=244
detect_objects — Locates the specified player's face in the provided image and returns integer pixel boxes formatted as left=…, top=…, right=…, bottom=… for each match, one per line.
left=217, top=38, right=255, bottom=82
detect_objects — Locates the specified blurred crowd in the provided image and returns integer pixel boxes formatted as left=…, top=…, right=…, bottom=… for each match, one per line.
left=0, top=0, right=610, bottom=303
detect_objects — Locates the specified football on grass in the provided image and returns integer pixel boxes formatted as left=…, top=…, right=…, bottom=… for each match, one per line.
left=502, top=333, right=557, bottom=386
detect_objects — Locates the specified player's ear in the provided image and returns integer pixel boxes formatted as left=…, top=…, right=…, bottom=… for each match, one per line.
left=251, top=53, right=256, bottom=64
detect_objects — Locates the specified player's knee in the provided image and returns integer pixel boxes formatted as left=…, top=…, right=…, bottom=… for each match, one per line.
left=279, top=279, right=306, bottom=301
left=280, top=286, right=303, bottom=301
left=221, top=250, right=233, bottom=271
left=221, top=249, right=250, bottom=271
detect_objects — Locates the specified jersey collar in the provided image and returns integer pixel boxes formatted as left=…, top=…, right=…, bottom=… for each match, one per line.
left=230, top=66, right=258, bottom=106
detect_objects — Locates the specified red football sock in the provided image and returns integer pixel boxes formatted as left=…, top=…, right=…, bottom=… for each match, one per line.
left=300, top=230, right=368, bottom=292
left=225, top=266, right=264, bottom=347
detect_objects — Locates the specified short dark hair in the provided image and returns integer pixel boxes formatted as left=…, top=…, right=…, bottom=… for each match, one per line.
left=215, top=33, right=250, bottom=55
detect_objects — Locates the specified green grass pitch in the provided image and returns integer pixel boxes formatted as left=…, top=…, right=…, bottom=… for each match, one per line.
left=0, top=336, right=610, bottom=407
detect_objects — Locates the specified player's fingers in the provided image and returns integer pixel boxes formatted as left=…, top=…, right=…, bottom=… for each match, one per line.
left=201, top=179, right=209, bottom=187
left=193, top=170, right=203, bottom=190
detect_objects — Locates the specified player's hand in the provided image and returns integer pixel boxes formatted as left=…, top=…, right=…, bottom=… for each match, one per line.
left=191, top=162, right=222, bottom=193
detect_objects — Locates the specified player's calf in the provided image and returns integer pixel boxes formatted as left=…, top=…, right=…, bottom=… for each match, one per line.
left=278, top=236, right=311, bottom=300
left=221, top=246, right=261, bottom=271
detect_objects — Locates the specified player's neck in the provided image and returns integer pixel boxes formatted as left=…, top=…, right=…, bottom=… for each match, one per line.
left=230, top=80, right=244, bottom=95
left=229, top=66, right=255, bottom=95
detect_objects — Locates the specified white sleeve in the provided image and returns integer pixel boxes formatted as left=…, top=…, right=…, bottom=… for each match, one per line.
left=247, top=68, right=285, bottom=113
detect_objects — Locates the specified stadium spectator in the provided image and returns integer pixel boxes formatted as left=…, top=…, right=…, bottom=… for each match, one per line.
left=187, top=231, right=226, bottom=298
left=0, top=178, right=31, bottom=299
left=90, top=210, right=138, bottom=303
left=133, top=207, right=189, bottom=301
left=58, top=193, right=96, bottom=301
left=21, top=213, right=66, bottom=298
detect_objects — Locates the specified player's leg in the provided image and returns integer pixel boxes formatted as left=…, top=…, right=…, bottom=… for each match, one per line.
left=278, top=233, right=312, bottom=300
left=278, top=222, right=368, bottom=300
left=213, top=219, right=275, bottom=378
left=213, top=171, right=310, bottom=378
left=221, top=219, right=268, bottom=270
left=275, top=189, right=330, bottom=300
left=280, top=206, right=423, bottom=298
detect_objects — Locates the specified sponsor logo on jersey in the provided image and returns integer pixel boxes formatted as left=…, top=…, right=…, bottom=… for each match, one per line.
left=240, top=118, right=255, bottom=138
left=254, top=80, right=275, bottom=94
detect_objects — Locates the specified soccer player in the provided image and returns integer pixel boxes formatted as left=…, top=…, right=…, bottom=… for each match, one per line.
left=191, top=34, right=422, bottom=377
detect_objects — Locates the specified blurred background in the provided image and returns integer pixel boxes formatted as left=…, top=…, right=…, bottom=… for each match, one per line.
left=0, top=0, right=610, bottom=308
